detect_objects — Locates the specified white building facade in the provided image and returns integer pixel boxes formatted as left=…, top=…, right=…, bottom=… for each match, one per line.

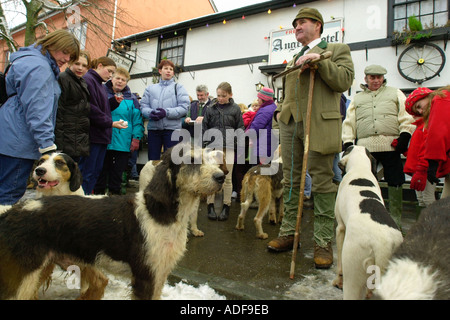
left=114, top=0, right=449, bottom=163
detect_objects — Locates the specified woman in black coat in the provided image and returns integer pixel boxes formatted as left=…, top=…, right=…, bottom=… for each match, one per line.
left=55, top=50, right=91, bottom=162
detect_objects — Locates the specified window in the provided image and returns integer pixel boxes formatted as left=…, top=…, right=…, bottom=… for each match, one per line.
left=69, top=21, right=87, bottom=50
left=393, top=0, right=449, bottom=32
left=159, top=34, right=185, bottom=67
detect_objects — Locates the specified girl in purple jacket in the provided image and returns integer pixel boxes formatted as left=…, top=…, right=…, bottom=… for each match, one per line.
left=247, top=87, right=278, bottom=164
left=78, top=57, right=127, bottom=195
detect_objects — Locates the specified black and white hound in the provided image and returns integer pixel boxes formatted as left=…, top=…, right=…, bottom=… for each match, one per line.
left=332, top=145, right=403, bottom=299
left=0, top=147, right=226, bottom=300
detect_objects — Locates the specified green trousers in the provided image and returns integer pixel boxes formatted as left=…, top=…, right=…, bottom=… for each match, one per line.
left=278, top=187, right=336, bottom=247
left=278, top=118, right=337, bottom=247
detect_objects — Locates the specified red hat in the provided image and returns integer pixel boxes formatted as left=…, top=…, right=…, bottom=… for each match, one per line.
left=405, top=87, right=433, bottom=115
left=257, top=87, right=274, bottom=101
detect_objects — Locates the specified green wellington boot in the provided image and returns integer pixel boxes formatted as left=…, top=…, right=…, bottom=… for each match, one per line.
left=313, top=192, right=336, bottom=269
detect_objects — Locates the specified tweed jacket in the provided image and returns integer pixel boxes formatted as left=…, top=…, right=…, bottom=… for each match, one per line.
left=276, top=41, right=354, bottom=154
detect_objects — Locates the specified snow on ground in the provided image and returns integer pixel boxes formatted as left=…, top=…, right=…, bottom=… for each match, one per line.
left=39, top=268, right=226, bottom=300
left=284, top=268, right=343, bottom=300
left=20, top=190, right=225, bottom=300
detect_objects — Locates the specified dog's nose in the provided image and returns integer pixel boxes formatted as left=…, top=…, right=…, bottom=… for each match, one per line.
left=213, top=172, right=225, bottom=184
left=35, top=167, right=47, bottom=177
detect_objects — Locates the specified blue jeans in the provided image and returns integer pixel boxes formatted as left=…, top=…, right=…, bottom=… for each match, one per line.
left=147, top=130, right=179, bottom=160
left=78, top=143, right=107, bottom=195
left=0, top=154, right=35, bottom=205
left=333, top=153, right=343, bottom=183
left=305, top=171, right=312, bottom=198
left=128, top=150, right=139, bottom=178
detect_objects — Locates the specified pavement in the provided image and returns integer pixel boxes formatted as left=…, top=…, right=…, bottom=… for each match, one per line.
left=18, top=179, right=424, bottom=301
left=125, top=181, right=421, bottom=301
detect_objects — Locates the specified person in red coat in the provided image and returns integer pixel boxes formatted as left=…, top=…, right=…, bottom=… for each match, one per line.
left=404, top=87, right=436, bottom=207
left=405, top=86, right=450, bottom=200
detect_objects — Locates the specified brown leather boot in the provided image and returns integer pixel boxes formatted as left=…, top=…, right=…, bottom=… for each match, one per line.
left=314, top=242, right=333, bottom=269
left=267, top=235, right=300, bottom=252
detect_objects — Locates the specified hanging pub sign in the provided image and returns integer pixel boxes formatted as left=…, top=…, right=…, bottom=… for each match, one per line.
left=107, top=49, right=134, bottom=72
left=269, top=19, right=343, bottom=65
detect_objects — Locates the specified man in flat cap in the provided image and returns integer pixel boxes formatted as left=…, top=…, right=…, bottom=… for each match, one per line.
left=342, top=65, right=415, bottom=229
left=268, top=7, right=354, bottom=269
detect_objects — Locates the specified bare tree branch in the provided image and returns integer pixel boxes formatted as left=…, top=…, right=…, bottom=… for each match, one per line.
left=1, top=0, right=138, bottom=52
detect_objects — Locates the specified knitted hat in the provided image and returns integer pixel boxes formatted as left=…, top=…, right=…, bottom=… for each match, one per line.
left=405, top=87, right=433, bottom=115
left=364, top=65, right=387, bottom=75
left=257, top=87, right=274, bottom=101
left=292, top=7, right=324, bottom=34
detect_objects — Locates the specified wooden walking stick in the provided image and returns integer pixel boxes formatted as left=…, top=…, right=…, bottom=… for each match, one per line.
left=283, top=51, right=332, bottom=280
left=273, top=51, right=332, bottom=81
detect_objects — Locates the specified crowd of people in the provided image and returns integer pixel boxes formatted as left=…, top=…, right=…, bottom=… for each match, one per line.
left=0, top=7, right=449, bottom=273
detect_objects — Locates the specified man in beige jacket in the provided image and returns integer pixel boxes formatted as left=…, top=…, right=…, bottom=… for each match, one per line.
left=342, top=65, right=415, bottom=229
left=268, top=7, right=354, bottom=269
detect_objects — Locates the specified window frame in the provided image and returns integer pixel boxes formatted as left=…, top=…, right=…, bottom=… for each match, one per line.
left=156, top=31, right=186, bottom=70
left=69, top=20, right=88, bottom=50
left=388, top=0, right=450, bottom=35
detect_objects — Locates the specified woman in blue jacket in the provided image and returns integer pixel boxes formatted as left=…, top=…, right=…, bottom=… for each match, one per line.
left=140, top=59, right=189, bottom=160
left=0, top=29, right=80, bottom=205
left=94, top=68, right=144, bottom=195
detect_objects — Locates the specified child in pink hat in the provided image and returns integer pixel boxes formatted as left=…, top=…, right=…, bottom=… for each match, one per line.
left=247, top=87, right=277, bottom=164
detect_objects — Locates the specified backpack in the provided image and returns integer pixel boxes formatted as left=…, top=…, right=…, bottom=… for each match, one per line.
left=0, top=55, right=30, bottom=107
left=0, top=64, right=15, bottom=107
left=0, top=64, right=11, bottom=107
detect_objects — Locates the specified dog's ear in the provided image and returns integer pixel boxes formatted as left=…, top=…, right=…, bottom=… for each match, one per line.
left=204, top=149, right=229, bottom=176
left=144, top=151, right=179, bottom=225
left=338, top=145, right=354, bottom=176
left=63, top=154, right=83, bottom=192
left=338, top=156, right=348, bottom=176
left=69, top=162, right=83, bottom=192
left=365, top=148, right=378, bottom=179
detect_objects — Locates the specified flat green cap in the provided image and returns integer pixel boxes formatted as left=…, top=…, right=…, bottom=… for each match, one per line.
left=292, top=7, right=324, bottom=33
left=364, top=65, right=387, bottom=75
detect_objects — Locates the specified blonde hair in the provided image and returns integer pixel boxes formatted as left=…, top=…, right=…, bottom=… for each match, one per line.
left=113, top=67, right=130, bottom=81
left=424, top=85, right=450, bottom=128
left=238, top=103, right=248, bottom=113
left=36, top=29, right=80, bottom=64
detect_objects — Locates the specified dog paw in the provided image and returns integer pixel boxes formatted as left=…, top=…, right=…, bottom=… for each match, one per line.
left=235, top=225, right=244, bottom=231
left=257, top=233, right=269, bottom=240
left=191, top=229, right=204, bottom=237
left=332, top=275, right=343, bottom=290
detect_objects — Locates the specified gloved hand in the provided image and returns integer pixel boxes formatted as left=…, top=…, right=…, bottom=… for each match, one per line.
left=343, top=142, right=353, bottom=152
left=149, top=110, right=160, bottom=121
left=392, top=132, right=411, bottom=154
left=410, top=166, right=427, bottom=191
left=149, top=108, right=167, bottom=121
left=130, top=139, right=140, bottom=152
left=155, top=108, right=166, bottom=119
left=427, top=160, right=440, bottom=184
